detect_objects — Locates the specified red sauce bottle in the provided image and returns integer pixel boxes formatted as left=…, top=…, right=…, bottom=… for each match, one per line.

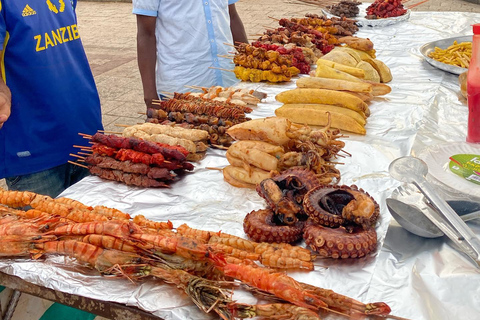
left=467, top=24, right=480, bottom=143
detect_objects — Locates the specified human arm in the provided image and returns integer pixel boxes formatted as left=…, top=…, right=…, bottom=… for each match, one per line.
left=136, top=15, right=159, bottom=108
left=229, top=4, right=248, bottom=44
left=0, top=65, right=11, bottom=129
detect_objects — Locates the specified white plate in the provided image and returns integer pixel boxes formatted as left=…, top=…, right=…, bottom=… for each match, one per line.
left=420, top=35, right=472, bottom=75
left=322, top=2, right=411, bottom=28
left=418, top=142, right=480, bottom=198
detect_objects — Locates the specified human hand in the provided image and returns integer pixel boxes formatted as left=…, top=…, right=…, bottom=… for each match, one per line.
left=0, top=92, right=11, bottom=129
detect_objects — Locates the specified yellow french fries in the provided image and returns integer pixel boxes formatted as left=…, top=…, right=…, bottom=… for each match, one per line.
left=428, top=41, right=472, bottom=68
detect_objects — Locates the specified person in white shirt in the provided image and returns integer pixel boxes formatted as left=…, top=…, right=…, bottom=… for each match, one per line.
left=132, top=0, right=248, bottom=107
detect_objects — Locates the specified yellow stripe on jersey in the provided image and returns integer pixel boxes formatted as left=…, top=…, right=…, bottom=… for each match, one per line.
left=1, top=32, right=10, bottom=82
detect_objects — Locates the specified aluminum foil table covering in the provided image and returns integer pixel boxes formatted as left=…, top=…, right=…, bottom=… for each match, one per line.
left=1, top=10, right=480, bottom=320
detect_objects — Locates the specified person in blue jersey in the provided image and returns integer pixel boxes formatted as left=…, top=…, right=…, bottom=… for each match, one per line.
left=132, top=0, right=248, bottom=107
left=0, top=0, right=103, bottom=198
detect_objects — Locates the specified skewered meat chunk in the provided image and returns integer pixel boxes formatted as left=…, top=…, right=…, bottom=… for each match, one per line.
left=127, top=122, right=209, bottom=142
left=233, top=66, right=296, bottom=83
left=89, top=166, right=170, bottom=188
left=85, top=154, right=176, bottom=180
left=91, top=133, right=188, bottom=161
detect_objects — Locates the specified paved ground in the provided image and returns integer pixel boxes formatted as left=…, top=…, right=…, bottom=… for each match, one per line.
left=0, top=0, right=479, bottom=190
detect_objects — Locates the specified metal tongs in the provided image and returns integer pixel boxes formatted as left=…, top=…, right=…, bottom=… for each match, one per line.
left=389, top=156, right=480, bottom=268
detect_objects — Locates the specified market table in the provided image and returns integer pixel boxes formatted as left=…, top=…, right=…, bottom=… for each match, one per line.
left=1, top=9, right=480, bottom=320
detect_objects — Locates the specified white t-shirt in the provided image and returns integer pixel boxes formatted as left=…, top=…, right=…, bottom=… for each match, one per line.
left=132, top=0, right=240, bottom=93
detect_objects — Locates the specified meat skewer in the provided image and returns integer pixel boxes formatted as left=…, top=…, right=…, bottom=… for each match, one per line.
left=90, top=133, right=188, bottom=161
left=153, top=98, right=248, bottom=120
left=89, top=166, right=170, bottom=188
left=83, top=144, right=194, bottom=171
left=84, top=154, right=176, bottom=180
left=146, top=108, right=248, bottom=127
left=147, top=119, right=234, bottom=147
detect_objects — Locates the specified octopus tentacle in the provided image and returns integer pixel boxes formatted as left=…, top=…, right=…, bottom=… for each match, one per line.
left=304, top=185, right=379, bottom=228
left=303, top=220, right=377, bottom=259
left=243, top=209, right=305, bottom=244
left=256, top=167, right=321, bottom=225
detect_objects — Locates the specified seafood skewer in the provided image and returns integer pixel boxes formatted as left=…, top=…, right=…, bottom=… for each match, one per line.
left=114, top=264, right=234, bottom=320
left=230, top=303, right=322, bottom=320
left=0, top=190, right=399, bottom=319
left=300, top=281, right=391, bottom=316
left=211, top=254, right=327, bottom=310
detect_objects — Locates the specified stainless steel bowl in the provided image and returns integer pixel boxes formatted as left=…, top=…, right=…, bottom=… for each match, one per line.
left=420, top=35, right=472, bottom=75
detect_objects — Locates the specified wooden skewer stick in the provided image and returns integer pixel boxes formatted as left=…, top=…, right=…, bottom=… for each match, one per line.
left=184, top=85, right=205, bottom=90
left=210, top=144, right=229, bottom=150
left=223, top=42, right=236, bottom=47
left=73, top=145, right=90, bottom=149
left=78, top=133, right=92, bottom=138
left=78, top=152, right=92, bottom=156
left=99, top=130, right=123, bottom=134
left=115, top=124, right=131, bottom=128
left=217, top=54, right=234, bottom=59
left=70, top=153, right=85, bottom=160
left=206, top=167, right=224, bottom=171
left=151, top=101, right=162, bottom=106
left=268, top=16, right=280, bottom=21
left=209, top=67, right=234, bottom=73
left=68, top=160, right=88, bottom=169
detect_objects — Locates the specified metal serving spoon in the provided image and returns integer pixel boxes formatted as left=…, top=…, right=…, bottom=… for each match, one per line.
left=386, top=197, right=480, bottom=238
left=389, top=156, right=480, bottom=267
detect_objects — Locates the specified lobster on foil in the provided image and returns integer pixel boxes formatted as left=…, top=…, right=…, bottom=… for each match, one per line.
left=0, top=189, right=405, bottom=320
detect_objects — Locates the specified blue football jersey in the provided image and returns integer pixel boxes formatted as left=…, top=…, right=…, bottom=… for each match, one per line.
left=0, top=0, right=103, bottom=178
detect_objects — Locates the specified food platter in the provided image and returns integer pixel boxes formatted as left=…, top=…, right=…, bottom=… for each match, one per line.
left=321, top=3, right=411, bottom=28
left=420, top=35, right=472, bottom=75
left=418, top=142, right=480, bottom=199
